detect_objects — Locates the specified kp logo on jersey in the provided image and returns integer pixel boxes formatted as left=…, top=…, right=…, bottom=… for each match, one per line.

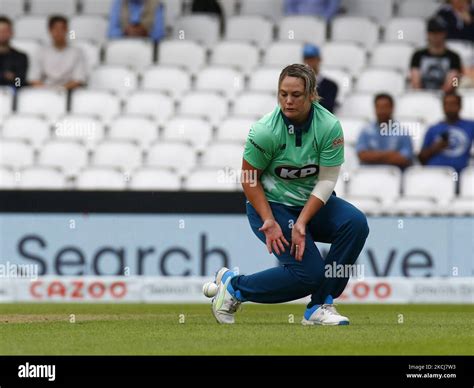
left=275, top=164, right=319, bottom=179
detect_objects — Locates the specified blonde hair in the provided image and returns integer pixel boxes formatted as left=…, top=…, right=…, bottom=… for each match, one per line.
left=278, top=64, right=320, bottom=101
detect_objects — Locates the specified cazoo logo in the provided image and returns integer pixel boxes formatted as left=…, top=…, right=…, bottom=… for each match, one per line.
left=275, top=164, right=319, bottom=179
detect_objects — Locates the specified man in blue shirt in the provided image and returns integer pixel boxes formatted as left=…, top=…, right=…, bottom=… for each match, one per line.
left=419, top=93, right=474, bottom=173
left=108, top=0, right=165, bottom=42
left=356, top=93, right=413, bottom=169
left=284, top=0, right=341, bottom=21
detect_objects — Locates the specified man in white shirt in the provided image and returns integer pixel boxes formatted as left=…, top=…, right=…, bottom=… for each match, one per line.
left=30, top=15, right=86, bottom=90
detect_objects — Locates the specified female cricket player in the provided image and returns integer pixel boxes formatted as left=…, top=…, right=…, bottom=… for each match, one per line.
left=211, top=64, right=369, bottom=325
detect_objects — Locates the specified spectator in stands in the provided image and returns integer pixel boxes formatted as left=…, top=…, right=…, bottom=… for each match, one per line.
left=108, top=0, right=165, bottom=42
left=191, top=0, right=224, bottom=33
left=303, top=43, right=338, bottom=112
left=410, top=17, right=462, bottom=92
left=0, top=16, right=28, bottom=88
left=284, top=0, right=341, bottom=21
left=419, top=93, right=474, bottom=173
left=356, top=93, right=413, bottom=169
left=30, top=15, right=86, bottom=90
left=436, top=0, right=474, bottom=42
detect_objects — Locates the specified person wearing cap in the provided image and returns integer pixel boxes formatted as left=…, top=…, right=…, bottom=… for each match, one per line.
left=410, top=17, right=462, bottom=92
left=303, top=43, right=338, bottom=113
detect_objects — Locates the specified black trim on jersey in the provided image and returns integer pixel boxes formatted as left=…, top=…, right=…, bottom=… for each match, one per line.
left=280, top=105, right=314, bottom=148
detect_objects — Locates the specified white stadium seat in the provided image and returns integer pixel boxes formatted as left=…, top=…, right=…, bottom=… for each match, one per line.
left=129, top=167, right=182, bottom=190
left=172, top=15, right=220, bottom=46
left=16, top=88, right=67, bottom=121
left=38, top=141, right=89, bottom=176
left=92, top=141, right=142, bottom=171
left=264, top=42, right=304, bottom=67
left=278, top=16, right=326, bottom=46
left=0, top=87, right=13, bottom=116
left=29, top=0, right=76, bottom=15
left=18, top=166, right=67, bottom=190
left=195, top=66, right=244, bottom=98
left=76, top=167, right=127, bottom=190
left=104, top=39, right=154, bottom=71
left=0, top=0, right=24, bottom=18
left=180, top=92, right=229, bottom=125
left=338, top=93, right=375, bottom=120
left=210, top=41, right=259, bottom=73
left=397, top=0, right=441, bottom=19
left=71, top=40, right=101, bottom=73
left=158, top=40, right=206, bottom=73
left=0, top=140, right=34, bottom=169
left=233, top=92, right=276, bottom=117
left=185, top=168, right=237, bottom=191
left=356, top=68, right=405, bottom=95
left=389, top=197, right=438, bottom=216
left=342, top=196, right=383, bottom=215
left=460, top=167, right=474, bottom=198
left=10, top=39, right=41, bottom=83
left=322, top=43, right=367, bottom=76
left=332, top=16, right=379, bottom=49
left=403, top=166, right=457, bottom=204
left=447, top=40, right=473, bottom=73
left=201, top=143, right=244, bottom=171
left=396, top=92, right=443, bottom=123
left=384, top=18, right=426, bottom=47
left=18, top=167, right=66, bottom=190
left=14, top=16, right=49, bottom=43
left=218, top=0, right=238, bottom=17
left=108, top=116, right=158, bottom=149
left=216, top=116, right=255, bottom=143
left=141, top=66, right=191, bottom=98
left=161, top=0, right=184, bottom=28
left=342, top=0, right=394, bottom=24
left=320, top=67, right=353, bottom=102
left=71, top=90, right=121, bottom=123
left=0, top=167, right=16, bottom=188
left=70, top=16, right=108, bottom=44
left=53, top=115, right=105, bottom=151
left=248, top=67, right=281, bottom=94
left=225, top=16, right=274, bottom=48
left=370, top=43, right=415, bottom=72
left=2, top=115, right=50, bottom=149
left=459, top=91, right=474, bottom=120
left=124, top=91, right=175, bottom=124
left=88, top=66, right=138, bottom=97
left=448, top=198, right=474, bottom=216
left=240, top=0, right=284, bottom=22
left=162, top=116, right=213, bottom=150
left=341, top=145, right=359, bottom=172
left=338, top=117, right=368, bottom=145
left=147, top=141, right=196, bottom=175
left=81, top=0, right=114, bottom=16
left=347, top=166, right=402, bottom=205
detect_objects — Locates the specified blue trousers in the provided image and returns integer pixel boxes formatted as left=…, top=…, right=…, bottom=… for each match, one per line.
left=231, top=194, right=369, bottom=308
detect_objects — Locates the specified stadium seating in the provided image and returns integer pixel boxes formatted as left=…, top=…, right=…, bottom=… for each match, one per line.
left=384, top=17, right=426, bottom=47
left=277, top=16, right=326, bottom=46
left=18, top=166, right=66, bottom=189
left=0, top=0, right=24, bottom=18
left=2, top=115, right=50, bottom=150
left=147, top=141, right=197, bottom=175
left=370, top=43, right=415, bottom=72
left=184, top=168, right=237, bottom=191
left=140, top=66, right=192, bottom=98
left=124, top=91, right=175, bottom=124
left=240, top=0, right=284, bottom=22
left=225, top=16, right=274, bottom=48
left=92, top=140, right=143, bottom=171
left=38, top=140, right=89, bottom=176
left=14, top=16, right=49, bottom=43
left=70, top=16, right=108, bottom=44
left=332, top=16, right=379, bottom=49
left=210, top=41, right=260, bottom=73
left=341, top=0, right=394, bottom=24
left=162, top=116, right=213, bottom=151
left=158, top=40, right=206, bottom=73
left=356, top=68, right=405, bottom=95
left=172, top=15, right=220, bottom=46
left=80, top=0, right=114, bottom=16
left=29, top=0, right=77, bottom=16
left=233, top=92, right=276, bottom=116
left=264, top=42, right=304, bottom=67
left=75, top=167, right=127, bottom=190
left=0, top=140, right=34, bottom=169
left=70, top=90, right=121, bottom=123
left=129, top=167, right=182, bottom=190
left=0, top=167, right=16, bottom=189
left=88, top=65, right=138, bottom=97
left=195, top=66, right=244, bottom=98
left=16, top=88, right=67, bottom=121
left=108, top=115, right=158, bottom=149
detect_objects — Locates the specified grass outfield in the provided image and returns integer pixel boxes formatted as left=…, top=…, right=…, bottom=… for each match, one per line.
left=0, top=303, right=473, bottom=355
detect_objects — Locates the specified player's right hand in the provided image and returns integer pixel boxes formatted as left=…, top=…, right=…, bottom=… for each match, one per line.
left=259, top=219, right=290, bottom=256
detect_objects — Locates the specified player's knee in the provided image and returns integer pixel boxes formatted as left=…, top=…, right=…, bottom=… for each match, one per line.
left=350, top=208, right=369, bottom=239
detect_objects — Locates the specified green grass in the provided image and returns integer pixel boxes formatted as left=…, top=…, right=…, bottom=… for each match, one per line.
left=0, top=304, right=473, bottom=355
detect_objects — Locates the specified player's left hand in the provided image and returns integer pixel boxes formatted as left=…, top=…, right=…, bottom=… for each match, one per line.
left=290, top=222, right=306, bottom=261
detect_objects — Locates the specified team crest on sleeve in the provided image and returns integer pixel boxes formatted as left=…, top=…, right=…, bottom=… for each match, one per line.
left=332, top=137, right=344, bottom=148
